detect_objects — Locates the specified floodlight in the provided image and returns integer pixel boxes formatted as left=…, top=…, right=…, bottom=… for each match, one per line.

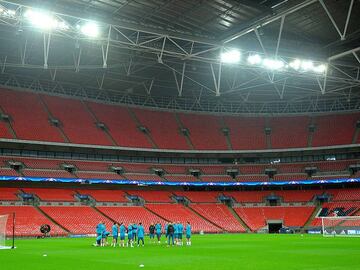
left=313, top=64, right=327, bottom=73
left=300, top=60, right=314, bottom=71
left=289, top=59, right=301, bottom=70
left=24, top=9, right=67, bottom=30
left=262, top=58, right=284, bottom=70
left=247, top=54, right=262, bottom=65
left=220, top=49, right=241, bottom=63
left=80, top=22, right=100, bottom=38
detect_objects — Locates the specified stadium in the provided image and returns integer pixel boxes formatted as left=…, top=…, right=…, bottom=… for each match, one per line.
left=0, top=0, right=359, bottom=269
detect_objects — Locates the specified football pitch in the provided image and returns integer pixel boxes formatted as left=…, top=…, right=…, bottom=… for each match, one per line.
left=0, top=234, right=359, bottom=270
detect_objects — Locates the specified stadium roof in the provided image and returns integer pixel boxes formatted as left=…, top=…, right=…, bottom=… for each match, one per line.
left=0, top=0, right=359, bottom=113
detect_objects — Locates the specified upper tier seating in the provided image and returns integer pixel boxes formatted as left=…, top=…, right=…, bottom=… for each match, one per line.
left=0, top=206, right=66, bottom=236
left=234, top=206, right=315, bottom=231
left=0, top=121, right=12, bottom=139
left=40, top=206, right=112, bottom=234
left=0, top=89, right=359, bottom=150
left=22, top=188, right=76, bottom=201
left=312, top=114, right=360, bottom=147
left=0, top=89, right=64, bottom=142
left=133, top=108, right=189, bottom=149
left=178, top=113, right=228, bottom=150
left=42, top=95, right=111, bottom=145
left=329, top=189, right=360, bottom=201
left=190, top=204, right=245, bottom=232
left=0, top=187, right=19, bottom=200
left=146, top=204, right=220, bottom=233
left=224, top=116, right=266, bottom=150
left=97, top=206, right=166, bottom=229
left=86, top=101, right=151, bottom=148
left=270, top=116, right=310, bottom=149
left=77, top=189, right=129, bottom=202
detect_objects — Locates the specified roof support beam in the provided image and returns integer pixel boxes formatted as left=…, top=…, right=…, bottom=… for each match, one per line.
left=221, top=0, right=318, bottom=44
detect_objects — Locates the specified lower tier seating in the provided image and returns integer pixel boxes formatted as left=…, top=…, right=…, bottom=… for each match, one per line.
left=0, top=206, right=66, bottom=236
left=40, top=206, right=112, bottom=235
left=145, top=204, right=220, bottom=233
left=97, top=206, right=166, bottom=230
left=234, top=206, right=315, bottom=231
left=190, top=204, right=245, bottom=232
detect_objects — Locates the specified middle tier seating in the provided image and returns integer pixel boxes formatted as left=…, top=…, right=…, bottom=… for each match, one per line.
left=22, top=188, right=76, bottom=201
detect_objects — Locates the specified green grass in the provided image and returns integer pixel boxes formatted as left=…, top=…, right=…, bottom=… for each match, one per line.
left=1, top=234, right=360, bottom=270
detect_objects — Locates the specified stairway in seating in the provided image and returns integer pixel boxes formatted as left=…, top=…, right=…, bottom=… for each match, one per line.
left=143, top=205, right=171, bottom=222
left=174, top=112, right=195, bottom=150
left=37, top=94, right=70, bottom=143
left=34, top=205, right=71, bottom=234
left=127, top=107, right=158, bottom=149
left=303, top=204, right=322, bottom=228
left=0, top=105, right=17, bottom=139
left=82, top=101, right=118, bottom=146
left=186, top=205, right=224, bottom=232
left=227, top=205, right=251, bottom=232
left=220, top=116, right=233, bottom=150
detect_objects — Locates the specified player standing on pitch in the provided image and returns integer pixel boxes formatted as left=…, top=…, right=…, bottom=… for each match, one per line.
left=111, top=222, right=118, bottom=247
left=155, top=222, right=162, bottom=244
left=186, top=221, right=192, bottom=246
left=149, top=223, right=155, bottom=244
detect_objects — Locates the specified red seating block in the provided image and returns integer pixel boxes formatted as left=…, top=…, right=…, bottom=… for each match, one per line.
left=77, top=189, right=128, bottom=202
left=42, top=95, right=111, bottom=145
left=0, top=206, right=66, bottom=236
left=179, top=113, right=228, bottom=150
left=174, top=191, right=220, bottom=202
left=0, top=187, right=20, bottom=200
left=191, top=204, right=245, bottom=232
left=40, top=206, right=112, bottom=234
left=0, top=89, right=64, bottom=142
left=87, top=102, right=151, bottom=148
left=133, top=108, right=189, bottom=150
left=146, top=204, right=220, bottom=233
left=127, top=190, right=174, bottom=203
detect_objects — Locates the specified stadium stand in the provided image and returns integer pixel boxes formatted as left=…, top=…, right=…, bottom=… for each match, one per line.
left=190, top=204, right=245, bottom=232
left=223, top=116, right=267, bottom=150
left=40, top=206, right=112, bottom=234
left=42, top=95, right=112, bottom=145
left=77, top=189, right=129, bottom=202
left=269, top=116, right=310, bottom=149
left=86, top=101, right=152, bottom=148
left=312, top=114, right=359, bottom=147
left=75, top=171, right=122, bottom=180
left=0, top=121, right=12, bottom=139
left=22, top=169, right=74, bottom=178
left=234, top=206, right=315, bottom=231
left=97, top=206, right=166, bottom=229
left=0, top=89, right=64, bottom=142
left=173, top=191, right=220, bottom=203
left=22, top=188, right=76, bottom=202
left=127, top=191, right=174, bottom=203
left=0, top=187, right=20, bottom=200
left=133, top=108, right=189, bottom=150
left=178, top=113, right=228, bottom=150
left=0, top=206, right=67, bottom=236
left=146, top=204, right=220, bottom=233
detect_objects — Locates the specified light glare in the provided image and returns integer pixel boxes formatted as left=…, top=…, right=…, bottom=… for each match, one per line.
left=262, top=58, right=284, bottom=70
left=247, top=54, right=262, bottom=65
left=24, top=9, right=68, bottom=30
left=220, top=50, right=241, bottom=63
left=81, top=22, right=100, bottom=37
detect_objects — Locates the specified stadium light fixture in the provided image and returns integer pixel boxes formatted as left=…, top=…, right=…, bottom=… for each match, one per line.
left=247, top=54, right=262, bottom=65
left=0, top=8, right=16, bottom=18
left=80, top=22, right=100, bottom=38
left=24, top=9, right=68, bottom=31
left=313, top=64, right=327, bottom=73
left=220, top=49, right=241, bottom=63
left=262, top=58, right=284, bottom=70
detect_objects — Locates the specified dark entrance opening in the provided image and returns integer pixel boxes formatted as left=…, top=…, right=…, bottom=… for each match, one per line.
left=268, top=221, right=283, bottom=233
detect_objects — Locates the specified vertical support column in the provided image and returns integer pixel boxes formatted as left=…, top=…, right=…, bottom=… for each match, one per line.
left=43, top=32, right=52, bottom=69
left=102, top=26, right=111, bottom=68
